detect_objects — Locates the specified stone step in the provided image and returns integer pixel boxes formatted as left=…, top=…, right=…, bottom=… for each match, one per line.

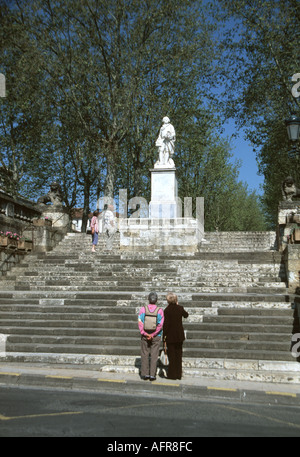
left=4, top=343, right=139, bottom=356
left=191, top=293, right=291, bottom=302
left=9, top=259, right=282, bottom=268
left=0, top=230, right=296, bottom=379
left=198, top=232, right=276, bottom=252
left=0, top=322, right=290, bottom=338
left=0, top=326, right=139, bottom=337
left=0, top=304, right=292, bottom=320
left=0, top=300, right=291, bottom=312
left=181, top=348, right=292, bottom=361
left=184, top=339, right=290, bottom=352
left=0, top=311, right=139, bottom=321
left=12, top=284, right=147, bottom=292
left=6, top=258, right=283, bottom=268
left=0, top=319, right=139, bottom=329
left=10, top=286, right=288, bottom=295
left=2, top=353, right=298, bottom=384
left=11, top=267, right=283, bottom=276
left=9, top=278, right=284, bottom=287
left=5, top=334, right=140, bottom=347
left=9, top=279, right=286, bottom=289
left=0, top=290, right=290, bottom=302
left=0, top=308, right=293, bottom=339
left=0, top=326, right=291, bottom=346
left=28, top=258, right=283, bottom=267
left=218, top=307, right=292, bottom=316
left=1, top=304, right=290, bottom=335
left=185, top=330, right=290, bottom=342
left=3, top=336, right=290, bottom=357
left=192, top=322, right=291, bottom=334
left=2, top=342, right=292, bottom=361
left=0, top=305, right=138, bottom=315
left=203, top=314, right=293, bottom=324
left=0, top=312, right=292, bottom=327
left=0, top=291, right=133, bottom=300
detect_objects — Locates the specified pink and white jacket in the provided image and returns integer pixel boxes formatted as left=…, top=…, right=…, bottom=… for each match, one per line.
left=138, top=304, right=164, bottom=338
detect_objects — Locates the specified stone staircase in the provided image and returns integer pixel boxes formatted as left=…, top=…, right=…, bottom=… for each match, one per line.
left=0, top=231, right=299, bottom=384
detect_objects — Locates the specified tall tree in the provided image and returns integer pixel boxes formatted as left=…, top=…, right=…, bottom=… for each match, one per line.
left=214, top=0, right=300, bottom=227
left=0, top=1, right=51, bottom=197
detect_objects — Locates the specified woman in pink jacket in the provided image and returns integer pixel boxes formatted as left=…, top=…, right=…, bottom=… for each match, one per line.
left=90, top=210, right=99, bottom=252
left=138, top=292, right=164, bottom=381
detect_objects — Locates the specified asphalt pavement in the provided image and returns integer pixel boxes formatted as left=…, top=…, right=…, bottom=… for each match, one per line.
left=0, top=361, right=300, bottom=406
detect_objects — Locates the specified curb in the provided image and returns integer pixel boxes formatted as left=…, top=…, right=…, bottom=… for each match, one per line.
left=0, top=370, right=299, bottom=406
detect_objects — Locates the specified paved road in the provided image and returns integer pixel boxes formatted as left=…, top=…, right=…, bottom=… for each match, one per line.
left=1, top=386, right=300, bottom=439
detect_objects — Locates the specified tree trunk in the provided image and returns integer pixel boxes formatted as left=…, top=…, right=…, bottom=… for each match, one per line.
left=81, top=183, right=91, bottom=233
left=104, top=145, right=117, bottom=198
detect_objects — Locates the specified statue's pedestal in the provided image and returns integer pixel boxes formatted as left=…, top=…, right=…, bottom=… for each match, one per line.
left=278, top=201, right=300, bottom=250
left=149, top=168, right=180, bottom=218
left=283, top=244, right=300, bottom=291
left=40, top=206, right=70, bottom=231
left=119, top=217, right=204, bottom=252
left=119, top=164, right=204, bottom=252
left=278, top=200, right=300, bottom=291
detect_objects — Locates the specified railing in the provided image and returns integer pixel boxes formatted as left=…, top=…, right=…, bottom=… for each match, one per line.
left=0, top=189, right=41, bottom=233
left=0, top=241, right=31, bottom=276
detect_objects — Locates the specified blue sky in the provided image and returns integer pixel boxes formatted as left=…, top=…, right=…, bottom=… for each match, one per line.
left=206, top=3, right=265, bottom=197
left=222, top=119, right=264, bottom=196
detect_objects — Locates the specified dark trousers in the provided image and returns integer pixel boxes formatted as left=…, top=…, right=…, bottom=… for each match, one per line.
left=167, top=342, right=183, bottom=380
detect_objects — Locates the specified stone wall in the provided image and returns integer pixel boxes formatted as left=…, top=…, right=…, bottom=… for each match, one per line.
left=0, top=189, right=41, bottom=234
left=0, top=249, right=27, bottom=277
left=0, top=190, right=69, bottom=275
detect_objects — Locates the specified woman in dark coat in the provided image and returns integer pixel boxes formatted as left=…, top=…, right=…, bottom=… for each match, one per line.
left=163, top=292, right=189, bottom=380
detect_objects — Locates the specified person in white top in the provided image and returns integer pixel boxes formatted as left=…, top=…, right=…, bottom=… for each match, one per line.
left=102, top=205, right=116, bottom=250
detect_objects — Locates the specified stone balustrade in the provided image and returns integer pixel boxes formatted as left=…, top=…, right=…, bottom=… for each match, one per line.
left=0, top=189, right=69, bottom=275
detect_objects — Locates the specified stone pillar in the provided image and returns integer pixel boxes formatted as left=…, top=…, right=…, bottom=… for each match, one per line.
left=149, top=168, right=181, bottom=218
left=278, top=201, right=300, bottom=251
left=40, top=207, right=70, bottom=231
left=284, top=245, right=300, bottom=291
left=278, top=201, right=300, bottom=290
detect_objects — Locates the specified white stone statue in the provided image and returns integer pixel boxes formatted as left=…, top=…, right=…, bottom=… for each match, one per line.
left=154, top=116, right=176, bottom=168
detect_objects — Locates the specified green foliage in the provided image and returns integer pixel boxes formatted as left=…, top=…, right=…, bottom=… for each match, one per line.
left=0, top=0, right=268, bottom=231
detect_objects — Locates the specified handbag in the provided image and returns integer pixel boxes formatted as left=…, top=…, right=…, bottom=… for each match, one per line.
left=160, top=342, right=169, bottom=366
